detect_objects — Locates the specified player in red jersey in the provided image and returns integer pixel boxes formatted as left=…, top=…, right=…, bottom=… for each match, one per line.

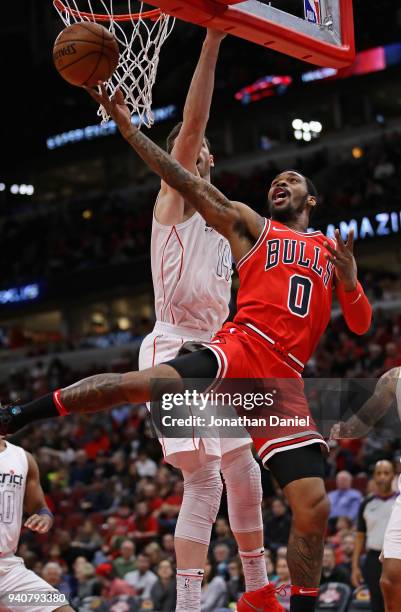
left=1, top=86, right=372, bottom=612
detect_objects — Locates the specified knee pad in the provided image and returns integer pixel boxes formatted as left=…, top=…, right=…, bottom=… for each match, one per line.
left=175, top=459, right=223, bottom=545
left=221, top=447, right=263, bottom=533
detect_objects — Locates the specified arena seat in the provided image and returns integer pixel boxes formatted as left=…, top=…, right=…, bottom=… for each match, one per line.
left=316, top=582, right=352, bottom=611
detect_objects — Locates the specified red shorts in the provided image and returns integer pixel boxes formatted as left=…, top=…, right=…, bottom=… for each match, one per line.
left=203, top=321, right=328, bottom=465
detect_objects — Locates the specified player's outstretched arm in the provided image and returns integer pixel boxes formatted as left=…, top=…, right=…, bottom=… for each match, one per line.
left=86, top=84, right=263, bottom=261
left=330, top=368, right=398, bottom=439
left=157, top=30, right=226, bottom=225
left=324, top=229, right=372, bottom=334
left=23, top=452, right=54, bottom=534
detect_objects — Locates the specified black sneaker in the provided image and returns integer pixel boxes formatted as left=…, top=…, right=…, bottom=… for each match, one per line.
left=0, top=404, right=22, bottom=436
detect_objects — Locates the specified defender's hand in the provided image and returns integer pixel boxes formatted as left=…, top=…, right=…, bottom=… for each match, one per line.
left=24, top=513, right=53, bottom=533
left=85, top=82, right=134, bottom=140
left=206, top=28, right=227, bottom=43
left=324, top=228, right=357, bottom=291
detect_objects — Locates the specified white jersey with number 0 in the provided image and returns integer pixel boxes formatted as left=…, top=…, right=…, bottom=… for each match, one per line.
left=151, top=211, right=232, bottom=333
left=0, top=442, right=28, bottom=556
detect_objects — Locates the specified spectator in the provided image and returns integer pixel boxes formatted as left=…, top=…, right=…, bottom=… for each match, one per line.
left=337, top=532, right=355, bottom=575
left=226, top=558, right=245, bottom=606
left=328, top=471, right=363, bottom=524
left=41, top=562, right=71, bottom=599
left=144, top=542, right=163, bottom=567
left=69, top=449, right=94, bottom=486
left=70, top=519, right=104, bottom=556
left=200, top=559, right=227, bottom=612
left=135, top=452, right=157, bottom=478
left=212, top=518, right=236, bottom=555
left=320, top=545, right=350, bottom=586
left=95, top=562, right=136, bottom=598
left=81, top=480, right=114, bottom=513
left=149, top=560, right=176, bottom=611
left=212, top=543, right=231, bottom=579
left=161, top=533, right=176, bottom=563
left=125, top=553, right=158, bottom=600
left=129, top=501, right=159, bottom=546
left=72, top=561, right=99, bottom=608
left=264, top=498, right=291, bottom=551
left=112, top=539, right=137, bottom=578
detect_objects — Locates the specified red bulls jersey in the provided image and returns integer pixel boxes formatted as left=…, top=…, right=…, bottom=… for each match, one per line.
left=234, top=218, right=335, bottom=368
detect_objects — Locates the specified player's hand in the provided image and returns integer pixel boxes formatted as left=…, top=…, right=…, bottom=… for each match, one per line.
left=206, top=28, right=227, bottom=43
left=85, top=82, right=134, bottom=140
left=24, top=513, right=53, bottom=533
left=324, top=229, right=357, bottom=291
left=351, top=565, right=363, bottom=588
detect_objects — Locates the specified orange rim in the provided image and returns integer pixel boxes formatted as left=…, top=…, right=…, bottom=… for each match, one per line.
left=54, top=0, right=162, bottom=21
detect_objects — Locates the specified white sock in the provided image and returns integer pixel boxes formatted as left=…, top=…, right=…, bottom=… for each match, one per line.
left=239, top=548, right=269, bottom=592
left=176, top=568, right=204, bottom=611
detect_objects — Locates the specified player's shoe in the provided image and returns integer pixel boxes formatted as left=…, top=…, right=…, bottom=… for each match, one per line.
left=237, top=583, right=286, bottom=611
left=0, top=404, right=21, bottom=436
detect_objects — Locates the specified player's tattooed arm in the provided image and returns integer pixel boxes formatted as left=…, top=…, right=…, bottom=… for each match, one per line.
left=59, top=373, right=126, bottom=413
left=330, top=368, right=398, bottom=438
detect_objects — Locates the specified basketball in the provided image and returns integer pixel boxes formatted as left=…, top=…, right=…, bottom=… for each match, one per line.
left=53, top=22, right=119, bottom=87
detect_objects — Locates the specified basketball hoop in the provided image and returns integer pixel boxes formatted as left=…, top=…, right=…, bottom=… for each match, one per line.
left=53, top=0, right=175, bottom=127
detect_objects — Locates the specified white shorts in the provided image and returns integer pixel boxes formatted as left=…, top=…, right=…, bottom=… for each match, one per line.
left=383, top=476, right=401, bottom=560
left=0, top=556, right=66, bottom=612
left=139, top=321, right=251, bottom=465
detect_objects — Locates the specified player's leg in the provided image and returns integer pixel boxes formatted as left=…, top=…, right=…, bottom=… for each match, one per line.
left=220, top=447, right=265, bottom=583
left=221, top=446, right=285, bottom=612
left=0, top=349, right=219, bottom=434
left=380, top=496, right=401, bottom=612
left=380, top=559, right=401, bottom=612
left=170, top=444, right=223, bottom=612
left=267, top=444, right=329, bottom=612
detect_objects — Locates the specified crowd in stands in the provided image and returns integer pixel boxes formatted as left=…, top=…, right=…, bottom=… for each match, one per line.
left=2, top=131, right=401, bottom=288
left=2, top=125, right=401, bottom=611
left=4, top=294, right=400, bottom=610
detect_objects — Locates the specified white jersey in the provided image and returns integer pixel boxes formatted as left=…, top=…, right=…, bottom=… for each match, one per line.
left=0, top=442, right=28, bottom=556
left=151, top=211, right=231, bottom=334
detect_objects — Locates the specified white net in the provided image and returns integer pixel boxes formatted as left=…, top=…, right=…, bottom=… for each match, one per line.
left=54, top=0, right=175, bottom=127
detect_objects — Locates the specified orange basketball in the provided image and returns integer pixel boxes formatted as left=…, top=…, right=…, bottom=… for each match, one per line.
left=53, top=22, right=119, bottom=87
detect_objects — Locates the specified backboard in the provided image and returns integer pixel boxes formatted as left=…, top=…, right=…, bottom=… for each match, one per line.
left=144, top=0, right=355, bottom=67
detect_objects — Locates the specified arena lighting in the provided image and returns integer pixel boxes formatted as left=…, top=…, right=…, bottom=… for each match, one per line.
left=82, top=209, right=93, bottom=219
left=0, top=183, right=5, bottom=192
left=9, top=184, right=35, bottom=196
left=293, top=119, right=323, bottom=143
left=46, top=104, right=177, bottom=150
left=309, top=210, right=401, bottom=241
left=352, top=147, right=364, bottom=159
left=0, top=283, right=40, bottom=305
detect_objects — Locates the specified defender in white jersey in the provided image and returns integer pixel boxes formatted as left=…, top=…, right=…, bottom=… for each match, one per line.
left=331, top=366, right=401, bottom=611
left=0, top=438, right=73, bottom=612
left=138, top=28, right=274, bottom=612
